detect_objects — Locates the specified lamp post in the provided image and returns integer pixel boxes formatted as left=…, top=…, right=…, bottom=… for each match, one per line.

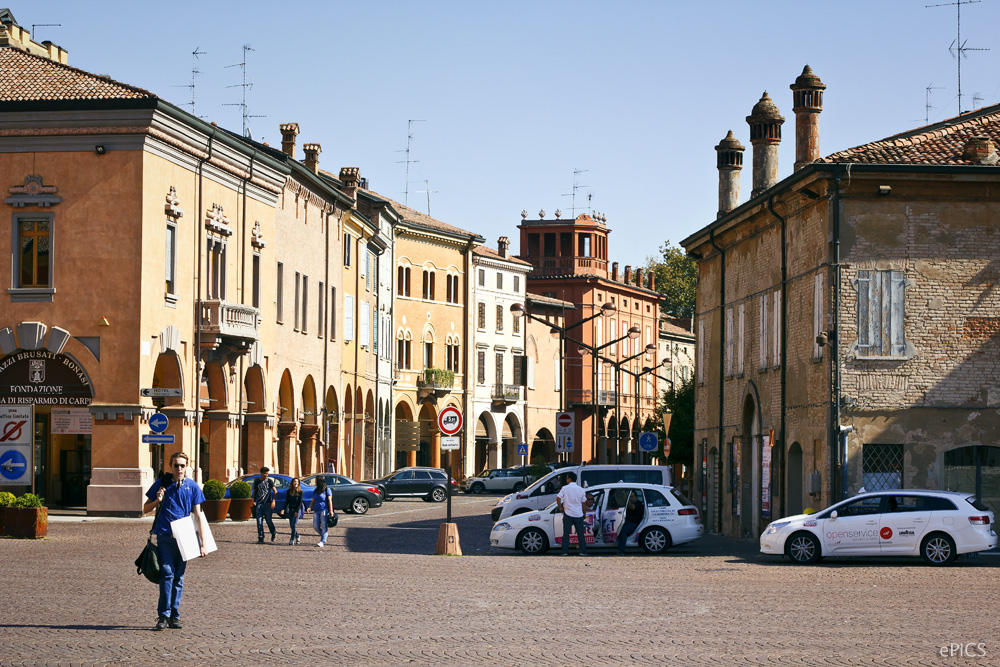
left=584, top=343, right=657, bottom=463
left=510, top=300, right=616, bottom=462
left=578, top=324, right=642, bottom=463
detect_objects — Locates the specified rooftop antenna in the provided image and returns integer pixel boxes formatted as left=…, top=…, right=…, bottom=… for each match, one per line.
left=30, top=23, right=60, bottom=42
left=224, top=45, right=265, bottom=138
left=972, top=92, right=984, bottom=108
left=174, top=47, right=207, bottom=117
left=414, top=179, right=439, bottom=216
left=927, top=0, right=988, bottom=114
left=395, top=119, right=426, bottom=205
left=560, top=168, right=590, bottom=217
left=925, top=83, right=943, bottom=123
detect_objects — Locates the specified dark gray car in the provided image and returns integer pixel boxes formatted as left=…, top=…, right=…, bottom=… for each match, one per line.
left=366, top=467, right=458, bottom=502
left=300, top=474, right=383, bottom=514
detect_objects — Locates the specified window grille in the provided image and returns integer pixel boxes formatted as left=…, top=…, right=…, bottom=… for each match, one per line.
left=862, top=443, right=903, bottom=490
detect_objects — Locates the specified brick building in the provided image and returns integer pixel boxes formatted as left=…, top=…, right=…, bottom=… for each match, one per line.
left=683, top=65, right=1000, bottom=538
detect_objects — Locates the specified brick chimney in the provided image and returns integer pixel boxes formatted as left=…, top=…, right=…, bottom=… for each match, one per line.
left=747, top=92, right=785, bottom=197
left=303, top=143, right=321, bottom=174
left=964, top=136, right=998, bottom=164
left=716, top=130, right=745, bottom=218
left=497, top=236, right=509, bottom=258
left=648, top=272, right=656, bottom=291
left=635, top=267, right=643, bottom=287
left=279, top=123, right=299, bottom=158
left=612, top=262, right=619, bottom=281
left=624, top=265, right=632, bottom=283
left=339, top=167, right=360, bottom=199
left=790, top=65, right=826, bottom=171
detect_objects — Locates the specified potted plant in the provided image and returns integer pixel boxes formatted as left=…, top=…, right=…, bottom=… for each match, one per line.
left=0, top=491, right=15, bottom=536
left=227, top=479, right=253, bottom=521
left=201, top=479, right=230, bottom=522
left=6, top=493, right=47, bottom=539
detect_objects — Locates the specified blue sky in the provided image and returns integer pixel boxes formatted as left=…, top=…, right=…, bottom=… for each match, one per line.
left=26, top=0, right=1000, bottom=266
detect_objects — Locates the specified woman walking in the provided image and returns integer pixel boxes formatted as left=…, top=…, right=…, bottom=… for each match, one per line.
left=309, top=477, right=333, bottom=548
left=284, top=477, right=304, bottom=546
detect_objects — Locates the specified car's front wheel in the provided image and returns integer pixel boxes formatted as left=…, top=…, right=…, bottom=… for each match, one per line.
left=640, top=526, right=672, bottom=554
left=512, top=482, right=525, bottom=492
left=429, top=487, right=447, bottom=503
left=517, top=527, right=549, bottom=554
left=785, top=532, right=821, bottom=564
left=471, top=482, right=485, bottom=494
left=921, top=533, right=956, bottom=566
left=351, top=496, right=370, bottom=514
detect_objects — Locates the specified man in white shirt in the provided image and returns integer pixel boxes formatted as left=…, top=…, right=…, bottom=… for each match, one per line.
left=556, top=471, right=590, bottom=556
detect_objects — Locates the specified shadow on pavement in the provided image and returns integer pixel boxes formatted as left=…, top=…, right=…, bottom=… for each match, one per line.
left=0, top=623, right=147, bottom=631
left=342, top=511, right=490, bottom=555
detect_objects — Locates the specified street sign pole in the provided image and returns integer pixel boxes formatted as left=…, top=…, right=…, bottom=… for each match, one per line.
left=436, top=406, right=463, bottom=555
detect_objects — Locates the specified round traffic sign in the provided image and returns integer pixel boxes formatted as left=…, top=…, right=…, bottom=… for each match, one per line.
left=0, top=449, right=28, bottom=481
left=639, top=432, right=658, bottom=452
left=148, top=412, right=169, bottom=434
left=557, top=413, right=572, bottom=429
left=438, top=406, right=463, bottom=436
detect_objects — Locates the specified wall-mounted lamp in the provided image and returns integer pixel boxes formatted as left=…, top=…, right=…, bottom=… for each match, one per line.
left=95, top=145, right=106, bottom=156
left=816, top=331, right=830, bottom=347
left=878, top=185, right=891, bottom=196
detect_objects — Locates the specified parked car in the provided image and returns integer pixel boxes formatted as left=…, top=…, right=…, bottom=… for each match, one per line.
left=225, top=474, right=316, bottom=517
left=300, top=474, right=383, bottom=514
left=366, top=467, right=458, bottom=502
left=492, top=464, right=673, bottom=521
left=490, top=482, right=703, bottom=554
left=463, top=467, right=533, bottom=494
left=760, top=489, right=997, bottom=566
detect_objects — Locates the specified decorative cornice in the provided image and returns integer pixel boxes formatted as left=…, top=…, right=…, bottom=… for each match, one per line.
left=5, top=175, right=61, bottom=207
left=165, top=185, right=184, bottom=219
left=205, top=203, right=232, bottom=236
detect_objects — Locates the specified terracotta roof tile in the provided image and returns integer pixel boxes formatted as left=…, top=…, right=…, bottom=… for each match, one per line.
left=0, top=47, right=156, bottom=102
left=473, top=245, right=532, bottom=267
left=363, top=188, right=483, bottom=240
left=820, top=103, right=1000, bottom=165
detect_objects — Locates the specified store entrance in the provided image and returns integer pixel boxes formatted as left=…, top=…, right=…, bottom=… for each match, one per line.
left=33, top=408, right=92, bottom=507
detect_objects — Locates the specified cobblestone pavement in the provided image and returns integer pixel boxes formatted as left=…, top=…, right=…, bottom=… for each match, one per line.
left=2, top=495, right=998, bottom=666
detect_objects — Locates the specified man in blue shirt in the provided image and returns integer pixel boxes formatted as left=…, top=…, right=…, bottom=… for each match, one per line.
left=143, top=451, right=208, bottom=631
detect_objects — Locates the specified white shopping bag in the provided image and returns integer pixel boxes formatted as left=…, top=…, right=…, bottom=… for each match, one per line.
left=169, top=514, right=218, bottom=561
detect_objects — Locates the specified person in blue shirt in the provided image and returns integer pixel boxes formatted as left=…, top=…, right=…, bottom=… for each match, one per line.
left=143, top=451, right=208, bottom=631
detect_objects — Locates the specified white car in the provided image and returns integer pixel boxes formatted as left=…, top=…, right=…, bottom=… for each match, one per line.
left=490, top=482, right=704, bottom=555
left=760, top=489, right=997, bottom=566
left=463, top=468, right=532, bottom=494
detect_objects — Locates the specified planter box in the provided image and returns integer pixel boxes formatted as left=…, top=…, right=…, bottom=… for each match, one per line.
left=6, top=507, right=48, bottom=539
left=228, top=497, right=253, bottom=522
left=0, top=506, right=8, bottom=536
left=201, top=498, right=230, bottom=523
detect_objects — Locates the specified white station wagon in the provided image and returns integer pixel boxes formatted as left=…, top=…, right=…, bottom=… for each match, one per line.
left=760, top=489, right=997, bottom=566
left=490, top=482, right=703, bottom=555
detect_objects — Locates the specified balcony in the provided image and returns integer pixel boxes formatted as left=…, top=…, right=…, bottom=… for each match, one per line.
left=198, top=299, right=259, bottom=351
left=491, top=383, right=521, bottom=405
left=566, top=389, right=616, bottom=408
left=417, top=368, right=455, bottom=400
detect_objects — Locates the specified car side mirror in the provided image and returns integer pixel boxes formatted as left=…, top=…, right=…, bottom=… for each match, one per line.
left=830, top=510, right=837, bottom=521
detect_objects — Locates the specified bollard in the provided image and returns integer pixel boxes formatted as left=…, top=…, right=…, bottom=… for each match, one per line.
left=435, top=522, right=462, bottom=555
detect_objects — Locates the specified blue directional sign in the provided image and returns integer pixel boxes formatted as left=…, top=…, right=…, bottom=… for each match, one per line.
left=148, top=413, right=169, bottom=434
left=517, top=444, right=528, bottom=456
left=639, top=432, right=659, bottom=452
left=0, top=448, right=29, bottom=482
left=142, top=434, right=175, bottom=445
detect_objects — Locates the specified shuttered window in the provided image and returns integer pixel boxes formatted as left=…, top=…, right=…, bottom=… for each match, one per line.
left=857, top=270, right=906, bottom=357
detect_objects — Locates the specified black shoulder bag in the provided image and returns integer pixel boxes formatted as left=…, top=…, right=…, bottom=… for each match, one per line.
left=134, top=487, right=164, bottom=584
left=325, top=489, right=338, bottom=528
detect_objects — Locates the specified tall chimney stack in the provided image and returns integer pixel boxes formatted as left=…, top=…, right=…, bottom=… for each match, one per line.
left=747, top=92, right=784, bottom=197
left=611, top=262, right=619, bottom=281
left=624, top=265, right=632, bottom=283
left=715, top=130, right=745, bottom=218
left=279, top=123, right=299, bottom=158
left=339, top=167, right=360, bottom=199
left=790, top=65, right=826, bottom=171
left=497, top=236, right=509, bottom=258
left=635, top=267, right=643, bottom=287
left=303, top=143, right=321, bottom=174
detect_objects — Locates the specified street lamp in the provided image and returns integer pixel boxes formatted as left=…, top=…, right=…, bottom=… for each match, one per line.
left=588, top=341, right=656, bottom=463
left=578, top=324, right=642, bottom=463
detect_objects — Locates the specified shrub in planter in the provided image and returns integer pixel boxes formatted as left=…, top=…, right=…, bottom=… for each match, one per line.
left=8, top=493, right=47, bottom=539
left=228, top=480, right=253, bottom=521
left=0, top=491, right=15, bottom=536
left=201, top=480, right=230, bottom=522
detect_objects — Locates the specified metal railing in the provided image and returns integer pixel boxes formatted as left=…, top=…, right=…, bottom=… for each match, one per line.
left=491, top=384, right=521, bottom=403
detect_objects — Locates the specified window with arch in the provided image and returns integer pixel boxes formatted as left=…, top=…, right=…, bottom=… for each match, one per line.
left=446, top=336, right=461, bottom=372
left=397, top=331, right=412, bottom=369
left=422, top=269, right=436, bottom=300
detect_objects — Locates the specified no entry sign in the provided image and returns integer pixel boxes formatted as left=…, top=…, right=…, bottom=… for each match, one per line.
left=438, top=406, right=463, bottom=436
left=556, top=412, right=573, bottom=436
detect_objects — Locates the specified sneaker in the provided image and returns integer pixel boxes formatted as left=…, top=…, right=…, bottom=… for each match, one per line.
left=154, top=616, right=168, bottom=631
left=271, top=532, right=276, bottom=542
left=257, top=538, right=264, bottom=544
left=295, top=537, right=300, bottom=545
left=168, top=617, right=182, bottom=629
left=561, top=553, right=570, bottom=556
left=288, top=538, right=294, bottom=546
left=317, top=542, right=325, bottom=547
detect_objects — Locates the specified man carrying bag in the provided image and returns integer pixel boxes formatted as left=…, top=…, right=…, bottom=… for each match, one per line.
left=253, top=467, right=277, bottom=543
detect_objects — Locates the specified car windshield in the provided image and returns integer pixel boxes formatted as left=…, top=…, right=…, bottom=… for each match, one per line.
left=522, top=473, right=558, bottom=494
left=476, top=471, right=491, bottom=478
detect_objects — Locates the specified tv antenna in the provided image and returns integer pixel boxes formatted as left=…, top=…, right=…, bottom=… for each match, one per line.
left=925, top=83, right=943, bottom=123
left=561, top=169, right=590, bottom=218
left=973, top=92, right=984, bottom=108
left=30, top=23, right=60, bottom=42
left=174, top=47, right=207, bottom=117
left=224, top=45, right=265, bottom=138
left=395, top=119, right=425, bottom=205
left=414, top=179, right=439, bottom=216
left=927, top=0, right=989, bottom=114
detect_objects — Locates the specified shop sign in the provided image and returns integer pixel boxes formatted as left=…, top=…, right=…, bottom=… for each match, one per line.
left=51, top=408, right=93, bottom=434
left=0, top=350, right=93, bottom=406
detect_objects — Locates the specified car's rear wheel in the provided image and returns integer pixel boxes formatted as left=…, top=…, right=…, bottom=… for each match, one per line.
left=351, top=496, right=370, bottom=515
left=429, top=487, right=447, bottom=503
left=921, top=533, right=956, bottom=566
left=471, top=482, right=485, bottom=494
left=786, top=532, right=821, bottom=564
left=640, top=526, right=672, bottom=554
left=517, top=527, right=549, bottom=554
left=512, top=482, right=525, bottom=492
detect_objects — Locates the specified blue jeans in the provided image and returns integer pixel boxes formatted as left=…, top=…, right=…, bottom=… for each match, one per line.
left=617, top=519, right=640, bottom=554
left=313, top=509, right=328, bottom=544
left=156, top=534, right=186, bottom=619
left=256, top=503, right=275, bottom=540
left=561, top=514, right=588, bottom=555
left=288, top=512, right=300, bottom=541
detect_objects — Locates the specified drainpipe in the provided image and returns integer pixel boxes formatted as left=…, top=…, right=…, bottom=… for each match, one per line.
left=193, top=128, right=217, bottom=481
left=767, top=195, right=787, bottom=519
left=708, top=229, right=725, bottom=533
left=832, top=169, right=845, bottom=501
left=235, top=149, right=257, bottom=476
left=323, top=208, right=331, bottom=473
